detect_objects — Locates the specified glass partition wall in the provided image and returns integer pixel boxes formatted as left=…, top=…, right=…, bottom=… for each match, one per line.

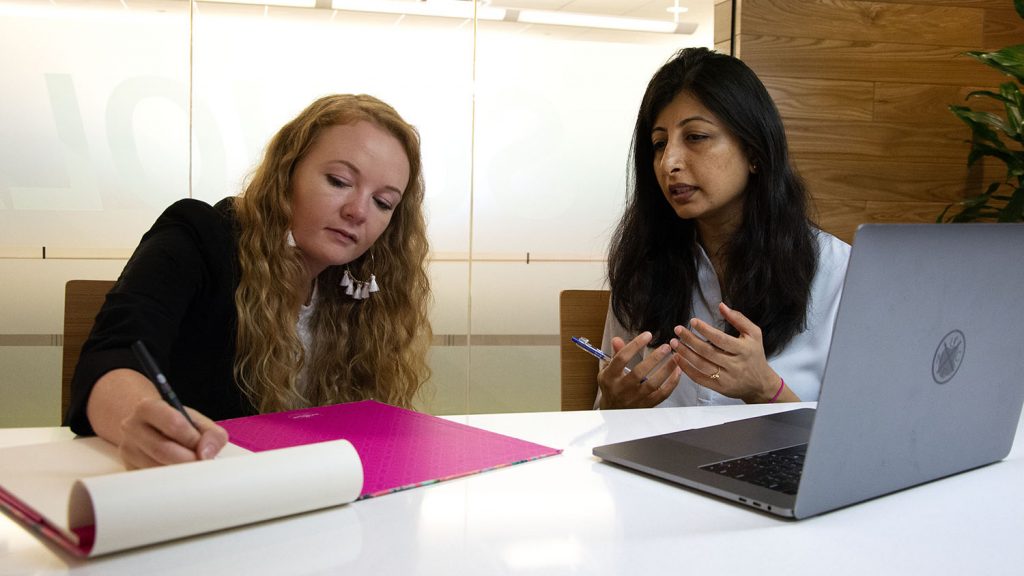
left=0, top=0, right=712, bottom=425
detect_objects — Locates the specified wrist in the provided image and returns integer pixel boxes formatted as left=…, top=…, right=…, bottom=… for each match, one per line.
left=766, top=377, right=785, bottom=403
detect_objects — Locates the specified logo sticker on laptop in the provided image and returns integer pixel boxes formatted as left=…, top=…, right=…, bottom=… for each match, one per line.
left=932, top=330, right=965, bottom=384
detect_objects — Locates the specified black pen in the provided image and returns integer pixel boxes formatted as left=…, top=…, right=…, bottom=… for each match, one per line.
left=131, top=340, right=200, bottom=430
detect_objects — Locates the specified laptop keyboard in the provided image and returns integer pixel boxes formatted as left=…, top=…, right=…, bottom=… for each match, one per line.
left=699, top=444, right=807, bottom=495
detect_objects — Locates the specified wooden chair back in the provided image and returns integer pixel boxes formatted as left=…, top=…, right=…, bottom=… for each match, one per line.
left=558, top=289, right=611, bottom=411
left=62, top=280, right=116, bottom=421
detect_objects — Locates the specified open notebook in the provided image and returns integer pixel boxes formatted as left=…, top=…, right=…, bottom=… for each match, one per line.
left=0, top=400, right=560, bottom=557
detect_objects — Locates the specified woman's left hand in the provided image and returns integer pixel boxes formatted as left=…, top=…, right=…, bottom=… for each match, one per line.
left=671, top=302, right=797, bottom=403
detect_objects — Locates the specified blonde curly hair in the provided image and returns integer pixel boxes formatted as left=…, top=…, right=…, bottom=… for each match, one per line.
left=232, top=94, right=431, bottom=413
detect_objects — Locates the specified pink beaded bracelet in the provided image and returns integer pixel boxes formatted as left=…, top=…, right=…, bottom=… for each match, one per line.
left=768, top=377, right=785, bottom=403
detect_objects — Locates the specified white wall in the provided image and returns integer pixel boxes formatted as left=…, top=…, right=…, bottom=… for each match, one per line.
left=0, top=0, right=712, bottom=426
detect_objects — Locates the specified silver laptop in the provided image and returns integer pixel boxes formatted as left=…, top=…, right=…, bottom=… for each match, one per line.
left=593, top=223, right=1024, bottom=519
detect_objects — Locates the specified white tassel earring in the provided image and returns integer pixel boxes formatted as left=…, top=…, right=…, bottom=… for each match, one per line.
left=340, top=259, right=380, bottom=301
left=285, top=230, right=297, bottom=247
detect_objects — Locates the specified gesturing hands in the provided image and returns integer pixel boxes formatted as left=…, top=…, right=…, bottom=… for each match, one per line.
left=671, top=302, right=795, bottom=404
left=597, top=303, right=797, bottom=409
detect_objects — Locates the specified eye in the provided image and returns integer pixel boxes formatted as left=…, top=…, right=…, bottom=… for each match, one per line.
left=327, top=175, right=352, bottom=188
left=374, top=197, right=395, bottom=211
left=652, top=139, right=667, bottom=152
left=685, top=133, right=710, bottom=143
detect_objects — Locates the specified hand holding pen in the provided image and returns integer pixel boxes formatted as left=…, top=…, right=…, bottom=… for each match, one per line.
left=576, top=332, right=681, bottom=409
left=132, top=341, right=199, bottom=430
left=118, top=341, right=227, bottom=468
left=572, top=337, right=631, bottom=374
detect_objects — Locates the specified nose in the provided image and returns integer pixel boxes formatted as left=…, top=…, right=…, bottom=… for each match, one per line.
left=659, top=139, right=684, bottom=175
left=341, top=190, right=370, bottom=224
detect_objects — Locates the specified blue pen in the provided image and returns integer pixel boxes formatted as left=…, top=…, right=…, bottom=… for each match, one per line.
left=572, top=336, right=678, bottom=383
left=131, top=340, right=200, bottom=430
left=571, top=337, right=631, bottom=373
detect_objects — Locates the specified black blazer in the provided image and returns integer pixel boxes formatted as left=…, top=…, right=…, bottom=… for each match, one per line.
left=66, top=198, right=255, bottom=434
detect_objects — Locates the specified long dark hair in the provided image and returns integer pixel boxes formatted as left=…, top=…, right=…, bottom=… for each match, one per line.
left=607, top=47, right=817, bottom=356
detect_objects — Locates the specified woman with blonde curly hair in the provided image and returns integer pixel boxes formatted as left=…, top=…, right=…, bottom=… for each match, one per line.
left=66, top=94, right=432, bottom=469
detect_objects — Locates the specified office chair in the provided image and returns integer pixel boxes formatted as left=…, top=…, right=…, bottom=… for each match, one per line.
left=558, top=289, right=610, bottom=411
left=62, top=280, right=116, bottom=421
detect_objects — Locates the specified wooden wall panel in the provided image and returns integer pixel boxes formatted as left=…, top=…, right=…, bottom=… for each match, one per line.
left=739, top=35, right=1007, bottom=86
left=741, top=0, right=984, bottom=46
left=762, top=77, right=874, bottom=120
left=984, top=8, right=1024, bottom=49
left=715, top=0, right=734, bottom=45
left=867, top=0, right=1005, bottom=7
left=796, top=158, right=982, bottom=203
left=863, top=200, right=957, bottom=223
left=734, top=0, right=1015, bottom=243
left=785, top=119, right=971, bottom=161
left=873, top=83, right=1003, bottom=124
left=812, top=200, right=870, bottom=240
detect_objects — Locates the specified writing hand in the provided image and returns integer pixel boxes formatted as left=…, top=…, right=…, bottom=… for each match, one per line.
left=118, top=397, right=229, bottom=469
left=597, top=331, right=681, bottom=409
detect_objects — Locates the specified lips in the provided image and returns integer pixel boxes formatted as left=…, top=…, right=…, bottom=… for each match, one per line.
left=327, top=227, right=358, bottom=244
left=668, top=183, right=699, bottom=201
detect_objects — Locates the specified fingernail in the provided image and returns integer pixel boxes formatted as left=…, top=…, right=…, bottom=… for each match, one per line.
left=200, top=444, right=216, bottom=460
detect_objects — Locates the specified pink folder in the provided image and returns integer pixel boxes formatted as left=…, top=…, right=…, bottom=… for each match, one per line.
left=219, top=400, right=561, bottom=498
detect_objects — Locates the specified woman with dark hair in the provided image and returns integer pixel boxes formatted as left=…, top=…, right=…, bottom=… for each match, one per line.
left=66, top=94, right=432, bottom=467
left=596, top=48, right=849, bottom=409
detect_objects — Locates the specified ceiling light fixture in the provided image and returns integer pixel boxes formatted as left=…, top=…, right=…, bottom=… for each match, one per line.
left=666, top=1, right=689, bottom=15
left=212, top=0, right=317, bottom=8
left=327, top=0, right=697, bottom=35
left=512, top=9, right=695, bottom=34
left=331, top=0, right=507, bottom=21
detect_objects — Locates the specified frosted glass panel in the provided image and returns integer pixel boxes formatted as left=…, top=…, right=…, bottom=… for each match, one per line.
left=190, top=4, right=474, bottom=254
left=469, top=261, right=606, bottom=335
left=473, top=30, right=687, bottom=259
left=0, top=0, right=190, bottom=250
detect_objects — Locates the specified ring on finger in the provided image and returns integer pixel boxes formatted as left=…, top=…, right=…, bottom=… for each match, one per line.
left=709, top=366, right=721, bottom=380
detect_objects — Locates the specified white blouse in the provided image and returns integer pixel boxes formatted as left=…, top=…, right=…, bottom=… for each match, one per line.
left=599, top=230, right=851, bottom=407
left=294, top=284, right=318, bottom=399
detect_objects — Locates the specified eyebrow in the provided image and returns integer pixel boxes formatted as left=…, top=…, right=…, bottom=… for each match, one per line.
left=327, top=160, right=404, bottom=196
left=651, top=115, right=716, bottom=135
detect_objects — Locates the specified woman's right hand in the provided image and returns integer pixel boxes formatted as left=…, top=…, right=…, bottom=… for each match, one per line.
left=117, top=397, right=229, bottom=469
left=87, top=368, right=229, bottom=469
left=596, top=331, right=681, bottom=409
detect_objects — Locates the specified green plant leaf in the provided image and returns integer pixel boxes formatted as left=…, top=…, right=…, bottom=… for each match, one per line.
left=950, top=106, right=1006, bottom=143
left=945, top=12, right=1024, bottom=224
left=966, top=89, right=1012, bottom=104
left=966, top=46, right=1024, bottom=84
left=1001, top=83, right=1024, bottom=139
left=998, top=186, right=1024, bottom=222
left=955, top=115, right=1014, bottom=156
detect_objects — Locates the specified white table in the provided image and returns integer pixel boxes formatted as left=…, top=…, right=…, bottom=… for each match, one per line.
left=2, top=403, right=1022, bottom=575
